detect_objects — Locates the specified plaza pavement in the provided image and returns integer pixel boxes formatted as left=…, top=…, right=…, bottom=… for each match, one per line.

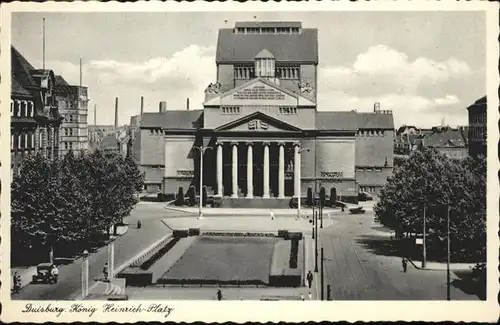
left=313, top=211, right=480, bottom=300
left=12, top=204, right=181, bottom=300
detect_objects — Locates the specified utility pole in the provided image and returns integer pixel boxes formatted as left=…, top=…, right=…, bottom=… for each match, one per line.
left=314, top=210, right=319, bottom=272
left=320, top=247, right=324, bottom=300
left=446, top=202, right=451, bottom=301
left=422, top=201, right=427, bottom=268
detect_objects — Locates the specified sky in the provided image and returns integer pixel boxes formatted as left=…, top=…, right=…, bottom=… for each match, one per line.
left=12, top=11, right=486, bottom=128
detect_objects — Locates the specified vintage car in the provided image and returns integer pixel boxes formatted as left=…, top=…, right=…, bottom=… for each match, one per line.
left=32, top=263, right=56, bottom=284
left=349, top=207, right=366, bottom=214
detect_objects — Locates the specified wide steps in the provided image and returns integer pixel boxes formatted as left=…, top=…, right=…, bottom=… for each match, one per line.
left=220, top=198, right=290, bottom=209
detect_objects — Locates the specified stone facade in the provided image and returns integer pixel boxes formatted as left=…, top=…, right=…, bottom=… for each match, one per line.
left=11, top=46, right=63, bottom=176
left=467, top=96, right=486, bottom=158
left=132, top=22, right=394, bottom=198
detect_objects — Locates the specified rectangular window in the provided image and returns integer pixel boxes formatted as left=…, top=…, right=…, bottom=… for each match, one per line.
left=32, top=133, right=35, bottom=148
left=11, top=134, right=14, bottom=149
left=18, top=134, right=22, bottom=149
left=64, top=142, right=68, bottom=150
left=25, top=133, right=28, bottom=148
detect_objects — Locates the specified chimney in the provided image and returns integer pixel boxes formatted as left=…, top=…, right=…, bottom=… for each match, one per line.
left=114, top=97, right=119, bottom=129
left=374, top=102, right=380, bottom=112
left=186, top=98, right=190, bottom=111
left=159, top=101, right=167, bottom=113
left=140, top=96, right=144, bottom=116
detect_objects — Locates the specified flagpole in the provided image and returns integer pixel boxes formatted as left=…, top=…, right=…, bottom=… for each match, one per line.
left=42, top=18, right=45, bottom=69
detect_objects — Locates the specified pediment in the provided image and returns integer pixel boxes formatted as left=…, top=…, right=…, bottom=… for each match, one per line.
left=204, top=78, right=315, bottom=107
left=215, top=111, right=302, bottom=132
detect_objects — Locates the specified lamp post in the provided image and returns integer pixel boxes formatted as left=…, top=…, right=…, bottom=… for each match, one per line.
left=296, top=148, right=310, bottom=219
left=422, top=200, right=427, bottom=269
left=446, top=202, right=451, bottom=301
left=81, top=249, right=89, bottom=299
left=314, top=210, right=319, bottom=273
left=193, top=145, right=212, bottom=219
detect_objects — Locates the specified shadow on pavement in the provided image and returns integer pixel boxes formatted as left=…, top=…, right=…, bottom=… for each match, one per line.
left=355, top=235, right=406, bottom=258
left=451, top=270, right=486, bottom=300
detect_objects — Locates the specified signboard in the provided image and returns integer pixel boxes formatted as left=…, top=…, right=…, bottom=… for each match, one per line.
left=233, top=85, right=286, bottom=101
left=415, top=238, right=423, bottom=245
left=321, top=172, right=343, bottom=179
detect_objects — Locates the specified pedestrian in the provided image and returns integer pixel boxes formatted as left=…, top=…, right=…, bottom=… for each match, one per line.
left=270, top=209, right=275, bottom=220
left=402, top=258, right=408, bottom=273
left=307, top=270, right=313, bottom=289
left=13, top=272, right=20, bottom=293
left=103, top=263, right=109, bottom=280
left=308, top=291, right=312, bottom=300
left=216, top=289, right=222, bottom=301
left=137, top=220, right=142, bottom=229
left=51, top=265, right=59, bottom=283
left=300, top=293, right=305, bottom=301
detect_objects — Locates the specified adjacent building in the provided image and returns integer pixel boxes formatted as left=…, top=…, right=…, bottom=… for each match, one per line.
left=54, top=75, right=89, bottom=157
left=467, top=96, right=487, bottom=158
left=132, top=22, right=395, bottom=199
left=419, top=126, right=468, bottom=159
left=11, top=46, right=63, bottom=175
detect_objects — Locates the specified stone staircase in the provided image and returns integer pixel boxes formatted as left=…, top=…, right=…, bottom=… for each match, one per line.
left=220, top=197, right=290, bottom=209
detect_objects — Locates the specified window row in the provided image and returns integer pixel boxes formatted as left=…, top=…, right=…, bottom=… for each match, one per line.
left=11, top=133, right=36, bottom=150
left=235, top=27, right=300, bottom=34
left=357, top=167, right=383, bottom=172
left=234, top=66, right=255, bottom=79
left=11, top=100, right=35, bottom=118
left=63, top=128, right=75, bottom=136
left=276, top=66, right=300, bottom=80
left=63, top=142, right=74, bottom=150
left=357, top=130, right=385, bottom=137
left=359, top=186, right=379, bottom=193
left=221, top=106, right=241, bottom=115
left=278, top=106, right=298, bottom=115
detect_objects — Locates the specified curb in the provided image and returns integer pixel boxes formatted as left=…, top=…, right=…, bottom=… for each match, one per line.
left=409, top=259, right=475, bottom=271
left=70, top=232, right=173, bottom=300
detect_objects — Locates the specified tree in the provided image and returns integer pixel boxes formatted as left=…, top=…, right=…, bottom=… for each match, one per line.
left=189, top=186, right=196, bottom=207
left=306, top=187, right=313, bottom=207
left=319, top=187, right=326, bottom=208
left=374, top=148, right=486, bottom=261
left=329, top=187, right=337, bottom=207
left=176, top=187, right=185, bottom=206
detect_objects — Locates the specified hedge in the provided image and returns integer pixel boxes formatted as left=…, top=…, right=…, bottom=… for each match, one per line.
left=173, top=229, right=189, bottom=238
left=188, top=228, right=200, bottom=236
left=201, top=232, right=276, bottom=237
left=278, top=230, right=289, bottom=238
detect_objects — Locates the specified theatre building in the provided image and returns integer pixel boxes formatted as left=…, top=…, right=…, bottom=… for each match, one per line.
left=135, top=22, right=394, bottom=202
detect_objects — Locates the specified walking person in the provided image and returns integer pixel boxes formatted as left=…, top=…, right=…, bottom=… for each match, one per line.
left=103, top=263, right=109, bottom=280
left=308, top=291, right=312, bottom=300
left=307, top=270, right=314, bottom=289
left=51, top=265, right=59, bottom=283
left=402, top=258, right=408, bottom=273
left=300, top=293, right=305, bottom=301
left=137, top=220, right=142, bottom=229
left=216, top=289, right=223, bottom=301
left=270, top=209, right=275, bottom=220
left=13, top=272, right=20, bottom=293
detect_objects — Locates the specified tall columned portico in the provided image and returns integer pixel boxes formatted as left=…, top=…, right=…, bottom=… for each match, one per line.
left=231, top=142, right=238, bottom=198
left=216, top=141, right=223, bottom=197
left=278, top=141, right=285, bottom=199
left=263, top=142, right=270, bottom=198
left=246, top=142, right=254, bottom=198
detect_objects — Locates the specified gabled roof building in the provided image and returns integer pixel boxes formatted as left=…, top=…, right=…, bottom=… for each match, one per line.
left=132, top=22, right=395, bottom=200
left=11, top=46, right=63, bottom=176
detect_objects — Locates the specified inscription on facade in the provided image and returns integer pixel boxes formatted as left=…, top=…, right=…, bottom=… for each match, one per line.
left=233, top=85, right=285, bottom=101
left=321, top=172, right=343, bottom=179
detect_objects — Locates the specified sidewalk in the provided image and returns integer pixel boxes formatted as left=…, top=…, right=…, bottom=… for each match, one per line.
left=409, top=260, right=476, bottom=271
left=164, top=206, right=343, bottom=216
left=12, top=219, right=172, bottom=300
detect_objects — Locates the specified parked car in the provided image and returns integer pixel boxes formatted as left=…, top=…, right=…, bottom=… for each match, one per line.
left=32, top=263, right=57, bottom=284
left=349, top=207, right=366, bottom=214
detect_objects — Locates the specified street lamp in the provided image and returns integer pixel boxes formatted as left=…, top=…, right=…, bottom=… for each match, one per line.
left=81, top=249, right=89, bottom=299
left=297, top=147, right=310, bottom=219
left=193, top=145, right=213, bottom=219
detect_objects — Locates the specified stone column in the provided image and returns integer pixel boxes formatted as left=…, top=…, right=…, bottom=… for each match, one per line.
left=294, top=142, right=300, bottom=198
left=246, top=142, right=253, bottom=198
left=164, top=139, right=168, bottom=178
left=216, top=141, right=223, bottom=197
left=278, top=141, right=285, bottom=198
left=231, top=141, right=238, bottom=198
left=263, top=141, right=270, bottom=198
